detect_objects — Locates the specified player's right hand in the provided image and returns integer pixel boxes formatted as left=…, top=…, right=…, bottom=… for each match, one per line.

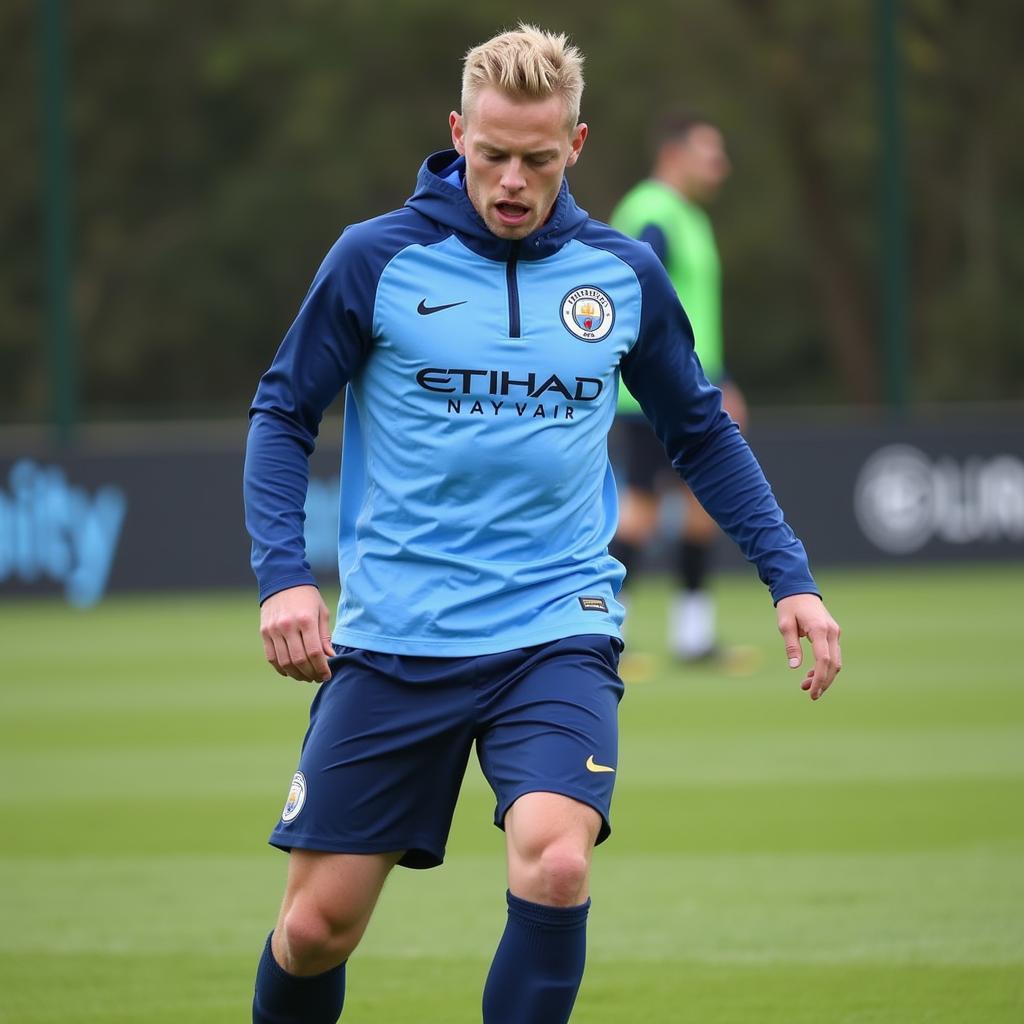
left=259, top=584, right=335, bottom=683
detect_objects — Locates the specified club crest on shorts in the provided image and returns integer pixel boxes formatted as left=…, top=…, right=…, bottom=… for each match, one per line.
left=281, top=771, right=306, bottom=822
left=560, top=286, right=614, bottom=342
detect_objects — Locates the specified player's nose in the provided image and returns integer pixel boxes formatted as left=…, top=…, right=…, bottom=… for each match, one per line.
left=500, top=160, right=526, bottom=191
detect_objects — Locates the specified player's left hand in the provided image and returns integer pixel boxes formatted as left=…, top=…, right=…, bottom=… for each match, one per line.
left=775, top=593, right=842, bottom=701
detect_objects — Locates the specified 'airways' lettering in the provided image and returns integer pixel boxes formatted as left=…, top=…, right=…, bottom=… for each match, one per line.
left=416, top=368, right=602, bottom=401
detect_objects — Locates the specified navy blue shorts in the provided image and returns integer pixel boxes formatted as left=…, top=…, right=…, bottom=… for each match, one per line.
left=269, top=634, right=624, bottom=869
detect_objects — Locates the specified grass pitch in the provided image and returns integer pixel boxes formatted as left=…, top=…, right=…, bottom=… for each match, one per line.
left=1, top=564, right=1022, bottom=1022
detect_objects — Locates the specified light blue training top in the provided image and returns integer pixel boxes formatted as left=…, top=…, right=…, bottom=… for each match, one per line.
left=243, top=151, right=818, bottom=655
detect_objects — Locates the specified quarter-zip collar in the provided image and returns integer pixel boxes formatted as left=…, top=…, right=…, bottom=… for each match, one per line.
left=405, top=149, right=589, bottom=262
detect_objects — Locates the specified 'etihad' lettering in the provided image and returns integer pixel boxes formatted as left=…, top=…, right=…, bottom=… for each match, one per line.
left=417, top=368, right=602, bottom=402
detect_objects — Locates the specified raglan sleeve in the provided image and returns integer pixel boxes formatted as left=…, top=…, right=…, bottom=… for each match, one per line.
left=243, top=229, right=375, bottom=603
left=619, top=252, right=819, bottom=604
left=637, top=223, right=670, bottom=265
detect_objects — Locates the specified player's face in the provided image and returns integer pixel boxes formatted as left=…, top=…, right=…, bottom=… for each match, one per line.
left=676, top=124, right=730, bottom=201
left=450, top=87, right=588, bottom=240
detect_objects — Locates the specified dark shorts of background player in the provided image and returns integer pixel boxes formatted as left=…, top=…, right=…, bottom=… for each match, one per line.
left=269, top=634, right=624, bottom=869
left=611, top=380, right=728, bottom=496
left=610, top=414, right=671, bottom=496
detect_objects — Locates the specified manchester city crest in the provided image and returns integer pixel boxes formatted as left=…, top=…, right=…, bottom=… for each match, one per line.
left=560, top=286, right=614, bottom=342
left=281, top=770, right=307, bottom=822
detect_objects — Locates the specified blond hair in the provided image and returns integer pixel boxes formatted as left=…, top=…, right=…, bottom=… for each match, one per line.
left=461, top=23, right=585, bottom=128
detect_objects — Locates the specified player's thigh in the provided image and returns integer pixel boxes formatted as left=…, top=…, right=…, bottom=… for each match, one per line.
left=476, top=634, right=624, bottom=846
left=680, top=481, right=717, bottom=541
left=504, top=792, right=603, bottom=903
left=278, top=849, right=401, bottom=933
left=504, top=792, right=602, bottom=866
left=618, top=485, right=661, bottom=542
left=720, top=380, right=748, bottom=432
left=269, top=647, right=477, bottom=870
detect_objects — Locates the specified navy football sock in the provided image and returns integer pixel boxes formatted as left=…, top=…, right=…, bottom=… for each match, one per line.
left=482, top=890, right=590, bottom=1024
left=677, top=538, right=712, bottom=592
left=252, top=932, right=346, bottom=1024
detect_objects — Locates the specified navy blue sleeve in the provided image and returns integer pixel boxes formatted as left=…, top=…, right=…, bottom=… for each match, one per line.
left=637, top=223, right=670, bottom=266
left=594, top=228, right=819, bottom=603
left=637, top=221, right=733, bottom=396
left=243, top=210, right=438, bottom=603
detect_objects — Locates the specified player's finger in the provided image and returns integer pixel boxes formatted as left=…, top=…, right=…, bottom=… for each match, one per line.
left=260, top=631, right=286, bottom=676
left=258, top=618, right=286, bottom=675
left=829, top=627, right=843, bottom=682
left=299, top=621, right=331, bottom=683
left=319, top=604, right=336, bottom=660
left=808, top=631, right=832, bottom=700
left=281, top=628, right=318, bottom=682
left=815, top=624, right=842, bottom=693
left=270, top=631, right=299, bottom=679
left=778, top=615, right=802, bottom=669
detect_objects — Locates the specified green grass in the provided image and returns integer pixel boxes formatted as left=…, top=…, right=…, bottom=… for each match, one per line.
left=2, top=564, right=1023, bottom=1022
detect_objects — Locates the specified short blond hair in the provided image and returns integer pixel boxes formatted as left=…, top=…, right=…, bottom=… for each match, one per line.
left=461, top=23, right=585, bottom=128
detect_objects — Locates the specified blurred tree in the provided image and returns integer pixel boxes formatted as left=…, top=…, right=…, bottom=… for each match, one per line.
left=730, top=0, right=881, bottom=403
left=902, top=0, right=1024, bottom=399
left=1, top=0, right=1021, bottom=423
left=1, top=2, right=46, bottom=420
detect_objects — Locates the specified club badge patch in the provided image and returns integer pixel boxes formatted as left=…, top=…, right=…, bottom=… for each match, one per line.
left=560, top=286, right=614, bottom=342
left=281, top=771, right=306, bottom=823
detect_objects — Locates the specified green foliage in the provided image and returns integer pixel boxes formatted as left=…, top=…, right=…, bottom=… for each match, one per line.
left=1, top=565, right=1022, bottom=1021
left=3, top=2, right=1023, bottom=421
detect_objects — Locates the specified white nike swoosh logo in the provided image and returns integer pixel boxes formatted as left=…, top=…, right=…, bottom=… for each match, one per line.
left=586, top=755, right=615, bottom=773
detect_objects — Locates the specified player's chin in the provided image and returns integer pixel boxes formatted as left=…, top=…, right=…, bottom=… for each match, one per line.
left=486, top=209, right=537, bottom=239
left=488, top=222, right=534, bottom=240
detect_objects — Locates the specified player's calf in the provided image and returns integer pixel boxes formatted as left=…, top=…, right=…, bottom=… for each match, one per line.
left=253, top=930, right=347, bottom=1024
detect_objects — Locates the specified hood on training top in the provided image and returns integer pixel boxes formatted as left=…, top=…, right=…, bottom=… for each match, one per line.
left=404, top=149, right=590, bottom=262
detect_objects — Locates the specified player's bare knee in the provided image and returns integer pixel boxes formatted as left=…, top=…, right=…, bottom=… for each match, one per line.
left=279, top=904, right=332, bottom=960
left=279, top=902, right=357, bottom=972
left=533, top=842, right=590, bottom=906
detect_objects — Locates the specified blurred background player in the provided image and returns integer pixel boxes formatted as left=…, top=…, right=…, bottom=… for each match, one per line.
left=610, top=113, right=749, bottom=662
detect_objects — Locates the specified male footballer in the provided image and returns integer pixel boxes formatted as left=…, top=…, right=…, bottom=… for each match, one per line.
left=244, top=23, right=841, bottom=1024
left=611, top=113, right=748, bottom=662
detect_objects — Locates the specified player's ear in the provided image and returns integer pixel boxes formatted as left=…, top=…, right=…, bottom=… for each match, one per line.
left=565, top=122, right=588, bottom=168
left=450, top=111, right=465, bottom=155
